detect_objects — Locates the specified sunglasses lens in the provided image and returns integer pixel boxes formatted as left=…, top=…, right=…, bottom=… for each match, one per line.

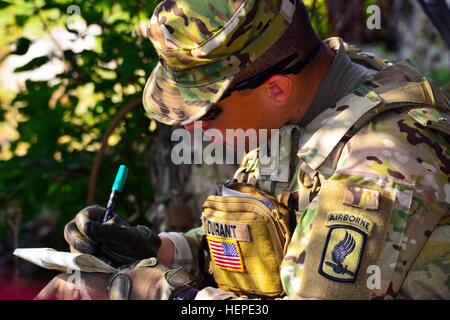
left=200, top=106, right=222, bottom=121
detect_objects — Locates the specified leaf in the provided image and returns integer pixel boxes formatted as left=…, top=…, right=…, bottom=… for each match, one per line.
left=12, top=37, right=31, bottom=55
left=0, top=1, right=11, bottom=9
left=14, top=56, right=50, bottom=73
left=47, top=183, right=60, bottom=196
left=14, top=14, right=29, bottom=27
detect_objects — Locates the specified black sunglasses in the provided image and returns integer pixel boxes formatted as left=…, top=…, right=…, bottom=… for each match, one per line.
left=198, top=42, right=322, bottom=122
left=221, top=42, right=322, bottom=100
left=198, top=104, right=223, bottom=122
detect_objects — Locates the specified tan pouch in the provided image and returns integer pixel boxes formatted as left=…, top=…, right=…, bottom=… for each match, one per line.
left=201, top=183, right=292, bottom=298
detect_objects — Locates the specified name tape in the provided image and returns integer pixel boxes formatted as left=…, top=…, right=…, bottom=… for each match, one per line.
left=203, top=217, right=251, bottom=242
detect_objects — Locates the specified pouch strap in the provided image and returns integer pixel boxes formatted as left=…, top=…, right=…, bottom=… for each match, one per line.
left=297, top=186, right=311, bottom=214
left=197, top=235, right=218, bottom=288
left=375, top=78, right=449, bottom=110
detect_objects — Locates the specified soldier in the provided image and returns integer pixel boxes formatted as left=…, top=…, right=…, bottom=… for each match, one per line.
left=36, top=0, right=449, bottom=300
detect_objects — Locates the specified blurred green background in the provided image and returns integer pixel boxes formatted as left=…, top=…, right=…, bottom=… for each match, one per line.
left=0, top=0, right=448, bottom=298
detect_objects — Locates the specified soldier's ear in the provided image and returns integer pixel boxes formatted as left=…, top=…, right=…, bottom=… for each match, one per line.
left=266, top=75, right=292, bottom=107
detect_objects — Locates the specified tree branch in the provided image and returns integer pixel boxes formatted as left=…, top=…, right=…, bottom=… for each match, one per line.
left=86, top=98, right=141, bottom=205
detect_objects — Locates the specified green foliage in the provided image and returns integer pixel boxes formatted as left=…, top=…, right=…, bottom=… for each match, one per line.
left=0, top=0, right=162, bottom=252
left=304, top=0, right=333, bottom=39
left=13, top=56, right=50, bottom=72
left=11, top=37, right=31, bottom=55
left=431, top=69, right=450, bottom=90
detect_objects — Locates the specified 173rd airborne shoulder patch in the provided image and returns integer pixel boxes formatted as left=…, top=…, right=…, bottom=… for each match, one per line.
left=295, top=180, right=395, bottom=299
left=318, top=212, right=373, bottom=282
left=318, top=184, right=379, bottom=283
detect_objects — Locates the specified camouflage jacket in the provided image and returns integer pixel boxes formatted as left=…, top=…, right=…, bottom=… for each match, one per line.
left=182, top=39, right=450, bottom=300
left=279, top=69, right=449, bottom=300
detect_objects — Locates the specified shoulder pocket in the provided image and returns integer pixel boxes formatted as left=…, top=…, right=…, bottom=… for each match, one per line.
left=296, top=179, right=396, bottom=299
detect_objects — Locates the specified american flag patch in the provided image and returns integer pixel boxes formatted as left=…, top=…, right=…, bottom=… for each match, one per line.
left=207, top=236, right=245, bottom=272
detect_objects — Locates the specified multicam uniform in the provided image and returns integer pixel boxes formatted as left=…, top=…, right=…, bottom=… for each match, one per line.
left=163, top=39, right=450, bottom=300
left=276, top=44, right=450, bottom=300
left=140, top=0, right=449, bottom=300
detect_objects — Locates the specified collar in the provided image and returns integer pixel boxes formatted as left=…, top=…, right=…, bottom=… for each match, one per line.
left=298, top=37, right=377, bottom=127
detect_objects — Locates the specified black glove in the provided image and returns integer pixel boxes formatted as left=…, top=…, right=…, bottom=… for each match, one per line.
left=64, top=205, right=161, bottom=267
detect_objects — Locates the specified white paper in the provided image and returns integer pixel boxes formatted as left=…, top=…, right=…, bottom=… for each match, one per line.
left=222, top=185, right=274, bottom=210
left=13, top=248, right=117, bottom=273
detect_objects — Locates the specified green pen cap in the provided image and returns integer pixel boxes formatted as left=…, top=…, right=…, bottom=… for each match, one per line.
left=112, top=165, right=128, bottom=193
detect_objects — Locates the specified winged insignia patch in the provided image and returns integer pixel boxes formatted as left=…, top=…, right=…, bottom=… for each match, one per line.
left=325, top=231, right=356, bottom=277
left=319, top=226, right=366, bottom=282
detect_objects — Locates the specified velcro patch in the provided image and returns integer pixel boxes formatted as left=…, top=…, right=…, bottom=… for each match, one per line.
left=202, top=217, right=251, bottom=242
left=325, top=212, right=374, bottom=237
left=297, top=179, right=395, bottom=299
left=342, top=186, right=380, bottom=210
left=207, top=236, right=245, bottom=272
left=318, top=226, right=366, bottom=283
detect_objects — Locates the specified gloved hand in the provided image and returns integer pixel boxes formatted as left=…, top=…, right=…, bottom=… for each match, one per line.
left=109, top=257, right=198, bottom=300
left=64, top=205, right=161, bottom=267
left=35, top=257, right=198, bottom=300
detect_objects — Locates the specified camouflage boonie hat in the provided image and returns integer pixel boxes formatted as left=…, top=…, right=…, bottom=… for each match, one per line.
left=143, top=0, right=297, bottom=125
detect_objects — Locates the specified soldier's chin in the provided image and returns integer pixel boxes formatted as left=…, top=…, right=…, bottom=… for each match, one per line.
left=223, top=136, right=256, bottom=154
left=208, top=135, right=223, bottom=144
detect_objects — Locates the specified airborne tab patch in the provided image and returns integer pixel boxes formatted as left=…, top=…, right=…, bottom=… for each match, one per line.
left=325, top=212, right=374, bottom=237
